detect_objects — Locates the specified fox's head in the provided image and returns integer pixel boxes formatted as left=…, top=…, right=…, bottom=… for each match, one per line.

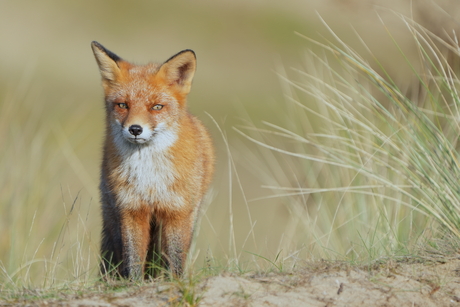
left=91, top=41, right=196, bottom=148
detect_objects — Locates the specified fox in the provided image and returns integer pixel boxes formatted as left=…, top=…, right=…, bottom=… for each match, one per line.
left=91, top=41, right=215, bottom=279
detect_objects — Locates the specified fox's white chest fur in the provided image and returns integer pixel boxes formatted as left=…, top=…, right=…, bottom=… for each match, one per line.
left=111, top=124, right=185, bottom=210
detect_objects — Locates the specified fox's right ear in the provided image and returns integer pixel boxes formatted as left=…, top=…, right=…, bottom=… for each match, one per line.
left=91, top=41, right=122, bottom=83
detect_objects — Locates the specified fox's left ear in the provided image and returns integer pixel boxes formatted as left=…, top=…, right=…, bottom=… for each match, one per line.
left=159, top=50, right=196, bottom=95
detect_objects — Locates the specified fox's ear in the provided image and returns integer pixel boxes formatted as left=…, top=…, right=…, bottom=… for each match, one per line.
left=91, top=41, right=122, bottom=83
left=159, top=50, right=196, bottom=95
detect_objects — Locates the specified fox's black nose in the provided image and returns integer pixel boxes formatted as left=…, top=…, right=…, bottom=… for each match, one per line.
left=128, top=125, right=143, bottom=136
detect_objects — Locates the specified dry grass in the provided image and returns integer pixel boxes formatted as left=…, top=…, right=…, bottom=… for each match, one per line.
left=235, top=14, right=460, bottom=262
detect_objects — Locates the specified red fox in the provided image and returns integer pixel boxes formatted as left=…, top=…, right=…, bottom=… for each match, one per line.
left=91, top=41, right=214, bottom=279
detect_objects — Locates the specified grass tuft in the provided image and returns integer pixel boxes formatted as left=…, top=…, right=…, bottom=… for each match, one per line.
left=236, top=16, right=460, bottom=262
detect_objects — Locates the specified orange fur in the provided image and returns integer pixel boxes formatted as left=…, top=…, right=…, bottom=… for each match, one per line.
left=91, top=41, right=214, bottom=279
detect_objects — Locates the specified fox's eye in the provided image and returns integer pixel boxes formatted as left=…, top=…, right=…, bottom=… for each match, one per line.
left=152, top=104, right=163, bottom=110
left=117, top=103, right=128, bottom=109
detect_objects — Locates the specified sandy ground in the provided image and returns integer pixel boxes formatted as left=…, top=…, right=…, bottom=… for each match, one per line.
left=4, top=257, right=460, bottom=306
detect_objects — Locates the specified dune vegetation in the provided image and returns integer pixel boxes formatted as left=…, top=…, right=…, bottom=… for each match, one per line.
left=1, top=0, right=460, bottom=305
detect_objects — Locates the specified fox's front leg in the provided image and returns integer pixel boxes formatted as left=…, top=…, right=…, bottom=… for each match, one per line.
left=160, top=213, right=195, bottom=276
left=120, top=207, right=151, bottom=279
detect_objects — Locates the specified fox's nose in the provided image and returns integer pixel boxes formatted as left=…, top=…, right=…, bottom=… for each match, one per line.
left=128, top=125, right=143, bottom=136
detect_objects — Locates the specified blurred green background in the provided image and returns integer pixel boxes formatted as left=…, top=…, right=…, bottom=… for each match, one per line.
left=1, top=0, right=458, bottom=285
